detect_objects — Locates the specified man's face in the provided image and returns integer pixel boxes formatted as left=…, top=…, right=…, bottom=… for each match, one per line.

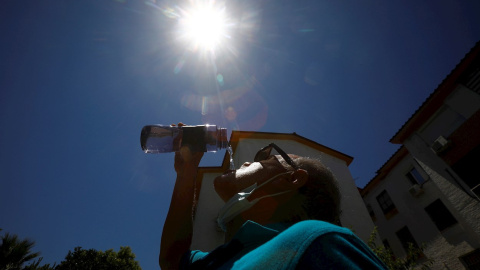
left=213, top=154, right=297, bottom=202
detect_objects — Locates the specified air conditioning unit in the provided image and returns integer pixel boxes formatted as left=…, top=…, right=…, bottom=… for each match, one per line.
left=409, top=184, right=424, bottom=197
left=431, top=136, right=450, bottom=154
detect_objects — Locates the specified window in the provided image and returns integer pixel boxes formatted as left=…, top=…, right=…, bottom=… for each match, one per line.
left=460, top=249, right=480, bottom=270
left=424, top=199, right=458, bottom=231
left=395, top=226, right=419, bottom=252
left=376, top=190, right=397, bottom=215
left=452, top=145, right=480, bottom=198
left=406, top=167, right=426, bottom=185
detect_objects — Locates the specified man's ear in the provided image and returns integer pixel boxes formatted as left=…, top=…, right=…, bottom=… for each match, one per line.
left=277, top=169, right=308, bottom=190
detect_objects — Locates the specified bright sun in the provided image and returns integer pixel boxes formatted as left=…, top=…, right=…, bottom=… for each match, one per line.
left=179, top=3, right=228, bottom=51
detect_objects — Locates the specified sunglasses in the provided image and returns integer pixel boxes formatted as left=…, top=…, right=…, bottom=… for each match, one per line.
left=253, top=143, right=298, bottom=170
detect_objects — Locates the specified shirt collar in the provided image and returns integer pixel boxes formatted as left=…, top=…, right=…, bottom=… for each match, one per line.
left=232, top=220, right=292, bottom=247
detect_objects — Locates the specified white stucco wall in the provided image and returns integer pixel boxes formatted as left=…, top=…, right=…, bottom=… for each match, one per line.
left=363, top=85, right=480, bottom=269
left=405, top=135, right=480, bottom=269
left=191, top=136, right=376, bottom=251
left=364, top=148, right=480, bottom=269
left=191, top=172, right=226, bottom=251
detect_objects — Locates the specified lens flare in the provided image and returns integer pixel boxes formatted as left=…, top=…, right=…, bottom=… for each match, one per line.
left=202, top=96, right=209, bottom=115
left=216, top=73, right=224, bottom=86
left=146, top=0, right=267, bottom=131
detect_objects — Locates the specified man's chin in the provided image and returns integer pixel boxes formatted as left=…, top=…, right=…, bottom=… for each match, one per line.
left=213, top=175, right=235, bottom=202
left=214, top=170, right=234, bottom=182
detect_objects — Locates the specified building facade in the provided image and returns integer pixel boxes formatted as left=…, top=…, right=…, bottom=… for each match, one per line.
left=191, top=131, right=376, bottom=252
left=362, top=42, right=480, bottom=269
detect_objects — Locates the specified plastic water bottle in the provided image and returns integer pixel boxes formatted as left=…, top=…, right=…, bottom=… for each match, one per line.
left=140, top=125, right=228, bottom=153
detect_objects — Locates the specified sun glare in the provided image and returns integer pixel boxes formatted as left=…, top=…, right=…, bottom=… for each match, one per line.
left=179, top=3, right=228, bottom=51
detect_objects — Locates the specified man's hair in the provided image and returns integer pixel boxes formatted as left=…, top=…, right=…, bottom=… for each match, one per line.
left=277, top=157, right=341, bottom=225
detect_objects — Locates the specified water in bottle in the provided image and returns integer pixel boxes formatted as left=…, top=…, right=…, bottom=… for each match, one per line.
left=140, top=125, right=228, bottom=153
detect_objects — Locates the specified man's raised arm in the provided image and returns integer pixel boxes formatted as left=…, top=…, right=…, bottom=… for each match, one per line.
left=159, top=146, right=204, bottom=269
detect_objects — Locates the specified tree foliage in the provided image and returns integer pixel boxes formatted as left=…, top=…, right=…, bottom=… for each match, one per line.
left=54, top=246, right=141, bottom=270
left=1, top=229, right=142, bottom=270
left=0, top=229, right=41, bottom=270
left=368, top=227, right=434, bottom=270
left=22, top=258, right=55, bottom=270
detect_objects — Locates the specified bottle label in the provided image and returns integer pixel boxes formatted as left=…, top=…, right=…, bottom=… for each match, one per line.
left=181, top=126, right=207, bottom=152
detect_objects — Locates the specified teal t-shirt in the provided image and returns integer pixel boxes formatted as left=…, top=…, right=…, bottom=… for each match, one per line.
left=181, top=220, right=387, bottom=269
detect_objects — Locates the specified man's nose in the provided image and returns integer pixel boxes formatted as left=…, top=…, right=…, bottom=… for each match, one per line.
left=240, top=162, right=252, bottom=168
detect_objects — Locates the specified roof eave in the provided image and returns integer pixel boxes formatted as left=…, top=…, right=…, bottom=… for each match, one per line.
left=390, top=41, right=480, bottom=144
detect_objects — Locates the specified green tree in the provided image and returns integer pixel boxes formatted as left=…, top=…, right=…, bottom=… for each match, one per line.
left=1, top=229, right=141, bottom=270
left=22, top=258, right=55, bottom=270
left=0, top=229, right=41, bottom=270
left=368, top=227, right=433, bottom=270
left=54, top=246, right=141, bottom=270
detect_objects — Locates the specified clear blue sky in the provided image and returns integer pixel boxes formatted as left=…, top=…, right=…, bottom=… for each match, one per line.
left=1, top=0, right=479, bottom=269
